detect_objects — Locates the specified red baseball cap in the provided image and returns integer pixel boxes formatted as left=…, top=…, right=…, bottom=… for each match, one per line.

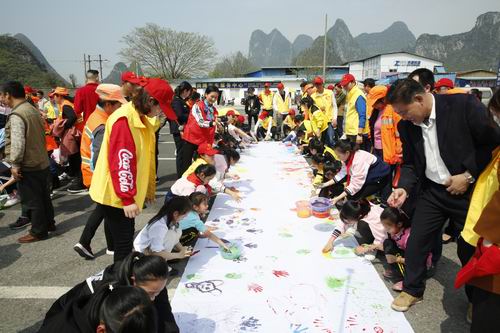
left=313, top=76, right=324, bottom=85
left=197, top=143, right=219, bottom=156
left=121, top=71, right=146, bottom=85
left=24, top=86, right=35, bottom=94
left=237, top=115, right=245, bottom=123
left=226, top=110, right=236, bottom=117
left=339, top=74, right=356, bottom=87
left=327, top=84, right=335, bottom=90
left=264, top=82, right=271, bottom=88
left=277, top=82, right=284, bottom=90
left=435, top=78, right=454, bottom=89
left=288, top=108, right=296, bottom=116
left=143, top=78, right=175, bottom=120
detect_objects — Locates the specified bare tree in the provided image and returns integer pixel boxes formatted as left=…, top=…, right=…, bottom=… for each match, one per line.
left=120, top=23, right=217, bottom=79
left=210, top=52, right=257, bottom=78
left=68, top=74, right=78, bottom=88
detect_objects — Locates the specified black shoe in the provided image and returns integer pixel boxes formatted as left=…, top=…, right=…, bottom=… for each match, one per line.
left=67, top=180, right=88, bottom=194
left=426, top=264, right=437, bottom=279
left=9, top=217, right=31, bottom=230
left=73, top=243, right=95, bottom=260
left=48, top=223, right=56, bottom=232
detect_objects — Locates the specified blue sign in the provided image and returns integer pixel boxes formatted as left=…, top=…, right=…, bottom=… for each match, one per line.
left=394, top=60, right=421, bottom=67
left=195, top=82, right=280, bottom=89
left=496, top=61, right=500, bottom=87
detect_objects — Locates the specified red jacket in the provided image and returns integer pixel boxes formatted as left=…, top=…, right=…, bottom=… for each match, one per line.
left=74, top=83, right=99, bottom=124
left=182, top=100, right=218, bottom=146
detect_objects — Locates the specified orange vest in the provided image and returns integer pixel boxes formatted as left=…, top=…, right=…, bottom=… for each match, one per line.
left=58, top=99, right=85, bottom=133
left=380, top=105, right=403, bottom=165
left=81, top=108, right=109, bottom=187
left=44, top=120, right=58, bottom=152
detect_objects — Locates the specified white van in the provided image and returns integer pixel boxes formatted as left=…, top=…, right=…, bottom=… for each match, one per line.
left=460, top=87, right=493, bottom=106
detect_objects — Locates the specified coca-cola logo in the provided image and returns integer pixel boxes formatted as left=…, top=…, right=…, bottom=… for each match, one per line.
left=118, top=149, right=134, bottom=192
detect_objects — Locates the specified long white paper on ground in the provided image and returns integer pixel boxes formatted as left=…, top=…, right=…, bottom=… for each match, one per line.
left=171, top=142, right=414, bottom=333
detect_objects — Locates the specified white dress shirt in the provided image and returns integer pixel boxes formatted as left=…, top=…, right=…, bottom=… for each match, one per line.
left=418, top=95, right=452, bottom=185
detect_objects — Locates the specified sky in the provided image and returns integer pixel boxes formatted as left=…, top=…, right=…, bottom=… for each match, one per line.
left=2, top=0, right=499, bottom=84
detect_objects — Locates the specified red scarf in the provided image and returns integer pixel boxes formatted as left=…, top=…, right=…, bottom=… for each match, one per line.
left=187, top=173, right=212, bottom=196
left=455, top=238, right=500, bottom=289
left=345, top=151, right=356, bottom=186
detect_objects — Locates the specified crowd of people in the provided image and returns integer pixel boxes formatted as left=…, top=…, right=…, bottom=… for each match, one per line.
left=0, top=65, right=498, bottom=332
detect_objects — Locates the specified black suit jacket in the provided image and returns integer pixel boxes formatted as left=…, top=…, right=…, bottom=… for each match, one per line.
left=397, top=93, right=500, bottom=197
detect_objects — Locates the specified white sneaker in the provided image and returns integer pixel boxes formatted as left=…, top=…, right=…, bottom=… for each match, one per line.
left=106, top=249, right=114, bottom=256
left=4, top=193, right=20, bottom=208
left=0, top=194, right=9, bottom=208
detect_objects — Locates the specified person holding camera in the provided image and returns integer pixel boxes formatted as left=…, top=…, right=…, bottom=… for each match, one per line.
left=244, top=87, right=260, bottom=128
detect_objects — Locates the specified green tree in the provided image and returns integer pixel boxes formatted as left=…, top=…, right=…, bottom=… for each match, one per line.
left=120, top=23, right=217, bottom=79
left=209, top=52, right=258, bottom=78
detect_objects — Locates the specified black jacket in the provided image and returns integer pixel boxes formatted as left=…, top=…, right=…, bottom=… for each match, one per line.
left=245, top=95, right=260, bottom=115
left=40, top=263, right=179, bottom=333
left=169, top=95, right=190, bottom=134
left=38, top=293, right=95, bottom=333
left=397, top=93, right=500, bottom=196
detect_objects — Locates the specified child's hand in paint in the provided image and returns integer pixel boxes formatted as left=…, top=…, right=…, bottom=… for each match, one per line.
left=354, top=245, right=370, bottom=255
left=322, top=239, right=334, bottom=253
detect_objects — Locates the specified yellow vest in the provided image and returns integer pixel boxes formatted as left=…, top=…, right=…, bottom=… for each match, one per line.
left=324, top=146, right=340, bottom=161
left=89, top=102, right=156, bottom=210
left=259, top=91, right=274, bottom=110
left=311, top=108, right=328, bottom=134
left=301, top=120, right=313, bottom=143
left=182, top=158, right=207, bottom=178
left=461, top=148, right=500, bottom=246
left=283, top=115, right=296, bottom=129
left=262, top=116, right=276, bottom=129
left=43, top=101, right=57, bottom=119
left=345, top=85, right=369, bottom=136
left=275, top=91, right=291, bottom=115
left=311, top=89, right=334, bottom=122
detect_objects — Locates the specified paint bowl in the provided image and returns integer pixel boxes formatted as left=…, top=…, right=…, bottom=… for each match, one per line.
left=285, top=141, right=293, bottom=147
left=295, top=200, right=312, bottom=218
left=310, top=196, right=331, bottom=212
left=220, top=245, right=241, bottom=260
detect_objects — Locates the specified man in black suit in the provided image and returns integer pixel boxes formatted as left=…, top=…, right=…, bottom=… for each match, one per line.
left=386, top=78, right=500, bottom=312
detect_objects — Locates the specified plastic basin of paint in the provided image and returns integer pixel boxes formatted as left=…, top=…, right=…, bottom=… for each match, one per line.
left=220, top=245, right=241, bottom=260
left=312, top=210, right=330, bottom=219
left=295, top=200, right=312, bottom=218
left=310, top=197, right=332, bottom=213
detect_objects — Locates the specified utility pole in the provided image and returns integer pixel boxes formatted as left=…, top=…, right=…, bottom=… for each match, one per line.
left=322, top=13, right=328, bottom=81
left=99, top=54, right=103, bottom=81
left=81, top=54, right=110, bottom=81
left=83, top=54, right=87, bottom=76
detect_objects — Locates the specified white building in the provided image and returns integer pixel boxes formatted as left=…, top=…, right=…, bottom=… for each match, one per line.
left=191, top=77, right=306, bottom=106
left=346, top=52, right=444, bottom=81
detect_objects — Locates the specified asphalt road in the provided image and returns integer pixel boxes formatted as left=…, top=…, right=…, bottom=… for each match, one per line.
left=0, top=107, right=470, bottom=333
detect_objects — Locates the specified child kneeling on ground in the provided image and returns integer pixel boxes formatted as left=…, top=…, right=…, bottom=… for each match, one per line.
left=133, top=196, right=193, bottom=271
left=179, top=192, right=230, bottom=251
left=380, top=207, right=432, bottom=292
left=322, top=199, right=387, bottom=255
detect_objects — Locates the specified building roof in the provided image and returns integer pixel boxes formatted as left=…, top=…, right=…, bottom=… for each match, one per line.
left=191, top=77, right=307, bottom=83
left=259, top=65, right=349, bottom=70
left=343, top=51, right=443, bottom=65
left=456, top=69, right=497, bottom=78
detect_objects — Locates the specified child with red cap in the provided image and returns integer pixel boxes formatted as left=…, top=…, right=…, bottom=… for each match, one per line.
left=253, top=110, right=277, bottom=141
left=282, top=108, right=297, bottom=137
